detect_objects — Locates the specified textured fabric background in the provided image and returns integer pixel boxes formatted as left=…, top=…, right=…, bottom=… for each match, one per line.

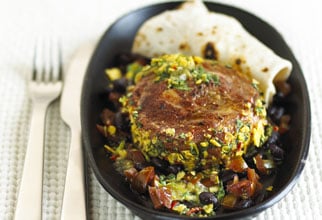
left=0, top=0, right=321, bottom=219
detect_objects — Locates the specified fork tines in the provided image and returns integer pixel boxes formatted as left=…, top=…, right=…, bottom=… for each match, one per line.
left=33, top=37, right=63, bottom=83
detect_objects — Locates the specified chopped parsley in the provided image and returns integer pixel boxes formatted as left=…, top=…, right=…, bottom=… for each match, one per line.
left=141, top=54, right=220, bottom=90
left=236, top=119, right=243, bottom=130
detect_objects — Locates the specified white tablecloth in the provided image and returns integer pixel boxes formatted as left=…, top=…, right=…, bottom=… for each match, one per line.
left=1, top=0, right=321, bottom=219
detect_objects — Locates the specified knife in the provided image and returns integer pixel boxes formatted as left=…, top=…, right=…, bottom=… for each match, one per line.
left=60, top=42, right=94, bottom=220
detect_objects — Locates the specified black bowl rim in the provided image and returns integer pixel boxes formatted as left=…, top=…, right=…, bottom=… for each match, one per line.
left=81, top=1, right=311, bottom=219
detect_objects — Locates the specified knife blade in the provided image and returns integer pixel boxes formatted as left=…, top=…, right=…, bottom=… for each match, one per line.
left=60, top=42, right=94, bottom=220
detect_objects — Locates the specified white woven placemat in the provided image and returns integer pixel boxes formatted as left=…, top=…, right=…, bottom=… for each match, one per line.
left=0, top=0, right=321, bottom=219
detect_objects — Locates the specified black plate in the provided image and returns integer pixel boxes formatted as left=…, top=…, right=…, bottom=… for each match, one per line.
left=81, top=2, right=311, bottom=219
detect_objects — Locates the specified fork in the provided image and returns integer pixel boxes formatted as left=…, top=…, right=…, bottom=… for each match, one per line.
left=15, top=39, right=63, bottom=220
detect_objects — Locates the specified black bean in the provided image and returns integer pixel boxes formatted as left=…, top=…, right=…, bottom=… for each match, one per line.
left=166, top=164, right=182, bottom=175
left=254, top=191, right=266, bottom=204
left=269, top=144, right=284, bottom=160
left=243, top=145, right=258, bottom=166
left=268, top=106, right=284, bottom=124
left=113, top=78, right=128, bottom=93
left=115, top=53, right=150, bottom=67
left=134, top=162, right=148, bottom=171
left=275, top=81, right=291, bottom=97
left=108, top=91, right=122, bottom=109
left=234, top=199, right=253, bottom=209
left=274, top=107, right=285, bottom=121
left=267, top=131, right=280, bottom=144
left=114, top=111, right=130, bottom=132
left=199, top=192, right=219, bottom=209
left=150, top=157, right=169, bottom=173
left=244, top=145, right=258, bottom=160
left=115, top=53, right=135, bottom=66
left=99, top=88, right=114, bottom=107
left=114, top=112, right=123, bottom=129
left=122, top=114, right=131, bottom=133
left=237, top=171, right=247, bottom=179
left=100, top=108, right=115, bottom=125
left=220, top=170, right=236, bottom=184
left=271, top=92, right=285, bottom=105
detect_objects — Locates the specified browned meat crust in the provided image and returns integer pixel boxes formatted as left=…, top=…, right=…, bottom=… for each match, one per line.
left=132, top=62, right=258, bottom=143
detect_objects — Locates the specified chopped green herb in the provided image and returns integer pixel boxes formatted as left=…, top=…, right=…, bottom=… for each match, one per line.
left=236, top=119, right=243, bottom=130
left=216, top=181, right=225, bottom=200
left=132, top=110, right=139, bottom=119
left=143, top=54, right=220, bottom=90
left=179, top=132, right=187, bottom=139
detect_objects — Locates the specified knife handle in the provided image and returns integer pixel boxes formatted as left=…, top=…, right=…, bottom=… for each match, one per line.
left=61, top=129, right=86, bottom=220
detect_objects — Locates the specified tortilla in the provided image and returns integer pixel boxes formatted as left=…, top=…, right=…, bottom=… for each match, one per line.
left=132, top=0, right=292, bottom=104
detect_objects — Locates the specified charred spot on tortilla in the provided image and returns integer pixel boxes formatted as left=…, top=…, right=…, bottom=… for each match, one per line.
left=156, top=27, right=163, bottom=32
left=232, top=58, right=252, bottom=78
left=179, top=42, right=191, bottom=51
left=138, top=32, right=146, bottom=40
left=262, top=67, right=269, bottom=72
left=133, top=41, right=141, bottom=49
left=197, top=32, right=204, bottom=36
left=203, top=42, right=218, bottom=60
left=133, top=33, right=146, bottom=48
left=235, top=58, right=242, bottom=65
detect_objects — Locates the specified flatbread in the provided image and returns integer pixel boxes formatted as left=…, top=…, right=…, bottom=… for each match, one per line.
left=132, top=0, right=292, bottom=104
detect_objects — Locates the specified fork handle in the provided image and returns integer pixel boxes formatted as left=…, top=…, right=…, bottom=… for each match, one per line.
left=15, top=102, right=49, bottom=220
left=61, top=128, right=86, bottom=220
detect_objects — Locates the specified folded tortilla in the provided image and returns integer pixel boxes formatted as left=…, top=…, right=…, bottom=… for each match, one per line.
left=132, top=0, right=292, bottom=104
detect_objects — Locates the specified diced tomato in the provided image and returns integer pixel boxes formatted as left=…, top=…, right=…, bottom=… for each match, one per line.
left=124, top=167, right=138, bottom=183
left=96, top=124, right=107, bottom=137
left=247, top=168, right=262, bottom=191
left=227, top=168, right=262, bottom=199
left=227, top=179, right=253, bottom=199
left=273, top=125, right=279, bottom=132
left=247, top=168, right=258, bottom=182
left=126, top=149, right=146, bottom=164
left=100, top=108, right=115, bottom=125
left=150, top=174, right=159, bottom=187
left=201, top=177, right=216, bottom=187
left=158, top=187, right=172, bottom=209
left=190, top=173, right=203, bottom=185
left=131, top=166, right=155, bottom=193
left=148, top=186, right=172, bottom=209
left=149, top=187, right=163, bottom=209
left=171, top=200, right=179, bottom=210
left=253, top=154, right=269, bottom=175
left=186, top=207, right=202, bottom=216
left=237, top=142, right=242, bottom=151
left=279, top=115, right=290, bottom=134
left=228, top=156, right=248, bottom=173
left=109, top=154, right=118, bottom=161
left=221, top=194, right=238, bottom=209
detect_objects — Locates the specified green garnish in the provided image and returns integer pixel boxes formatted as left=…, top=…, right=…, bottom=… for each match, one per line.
left=137, top=54, right=220, bottom=90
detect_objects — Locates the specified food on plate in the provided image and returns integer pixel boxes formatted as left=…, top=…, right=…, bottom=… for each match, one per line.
left=98, top=53, right=289, bottom=217
left=132, top=0, right=292, bottom=104
left=96, top=0, right=292, bottom=217
left=123, top=54, right=268, bottom=172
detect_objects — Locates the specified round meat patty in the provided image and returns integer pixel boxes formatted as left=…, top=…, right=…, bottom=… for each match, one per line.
left=123, top=54, right=269, bottom=171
